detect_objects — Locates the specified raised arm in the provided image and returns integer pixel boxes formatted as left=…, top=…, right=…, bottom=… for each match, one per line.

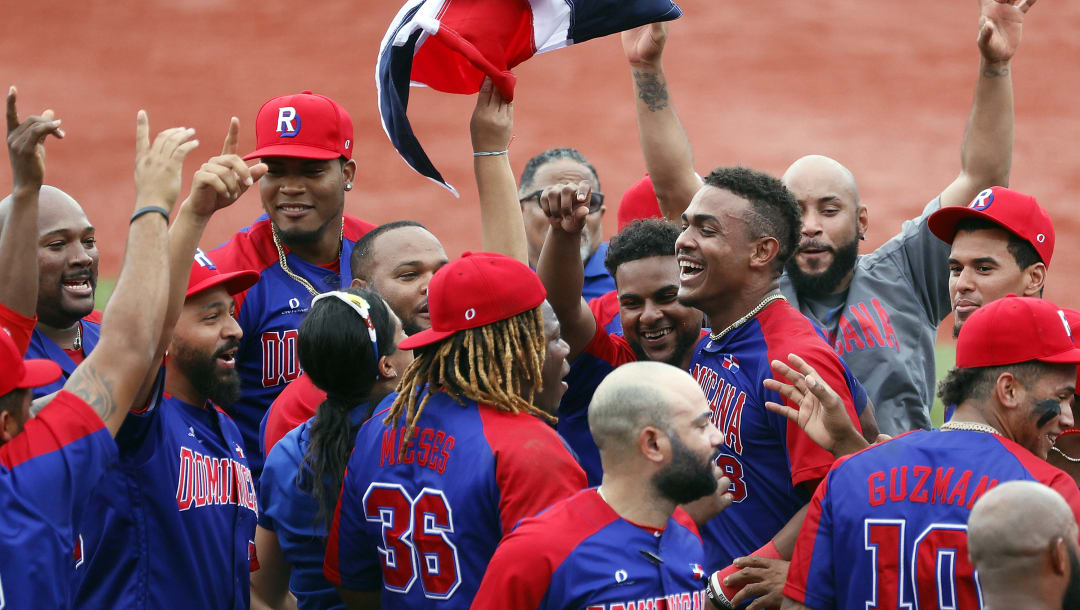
left=535, top=182, right=598, bottom=360
left=64, top=112, right=198, bottom=435
left=472, top=78, right=528, bottom=264
left=129, top=118, right=266, bottom=407
left=2, top=87, right=65, bottom=318
left=939, top=0, right=1034, bottom=207
left=622, top=23, right=702, bottom=220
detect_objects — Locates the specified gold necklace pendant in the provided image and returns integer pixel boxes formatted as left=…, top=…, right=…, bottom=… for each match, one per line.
left=72, top=321, right=82, bottom=351
left=270, top=217, right=345, bottom=298
left=709, top=292, right=786, bottom=342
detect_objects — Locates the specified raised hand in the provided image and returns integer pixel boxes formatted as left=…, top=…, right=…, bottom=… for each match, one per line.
left=540, top=181, right=591, bottom=235
left=6, top=86, right=65, bottom=195
left=470, top=77, right=513, bottom=155
left=977, top=0, right=1034, bottom=64
left=133, top=111, right=198, bottom=214
left=621, top=22, right=668, bottom=68
left=726, top=556, right=789, bottom=610
left=764, top=353, right=869, bottom=458
left=185, top=117, right=267, bottom=218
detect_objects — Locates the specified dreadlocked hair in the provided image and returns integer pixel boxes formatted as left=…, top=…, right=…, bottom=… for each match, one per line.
left=385, top=306, right=552, bottom=458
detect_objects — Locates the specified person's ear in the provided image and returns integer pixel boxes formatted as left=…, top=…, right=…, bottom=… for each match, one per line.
left=1051, top=537, right=1070, bottom=576
left=749, top=236, right=780, bottom=271
left=350, top=277, right=368, bottom=289
left=995, top=371, right=1024, bottom=410
left=377, top=355, right=397, bottom=380
left=0, top=409, right=20, bottom=444
left=639, top=425, right=668, bottom=464
left=1023, top=263, right=1047, bottom=297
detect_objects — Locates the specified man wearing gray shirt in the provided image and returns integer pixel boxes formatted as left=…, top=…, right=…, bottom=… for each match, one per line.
left=622, top=0, right=1035, bottom=435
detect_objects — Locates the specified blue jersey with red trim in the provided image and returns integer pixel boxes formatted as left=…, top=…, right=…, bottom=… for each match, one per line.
left=25, top=311, right=102, bottom=399
left=325, top=391, right=587, bottom=608
left=72, top=390, right=259, bottom=610
left=582, top=242, right=616, bottom=303
left=211, top=213, right=374, bottom=475
left=688, top=299, right=862, bottom=571
left=259, top=398, right=380, bottom=610
left=784, top=430, right=1080, bottom=610
left=0, top=391, right=116, bottom=609
left=472, top=488, right=708, bottom=610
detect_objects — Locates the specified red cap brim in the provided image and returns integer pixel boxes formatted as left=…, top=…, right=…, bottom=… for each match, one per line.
left=398, top=327, right=458, bottom=350
left=16, top=358, right=62, bottom=389
left=187, top=270, right=260, bottom=299
left=243, top=144, right=343, bottom=161
left=1038, top=345, right=1080, bottom=366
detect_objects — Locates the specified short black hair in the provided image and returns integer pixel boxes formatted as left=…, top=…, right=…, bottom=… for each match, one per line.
left=702, top=166, right=801, bottom=277
left=519, top=148, right=601, bottom=193
left=604, top=218, right=680, bottom=280
left=953, top=217, right=1043, bottom=269
left=350, top=220, right=428, bottom=282
left=937, top=360, right=1045, bottom=407
left=0, top=388, right=26, bottom=418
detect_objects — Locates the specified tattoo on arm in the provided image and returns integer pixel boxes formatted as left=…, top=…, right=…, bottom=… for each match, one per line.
left=66, top=364, right=119, bottom=424
left=633, top=71, right=670, bottom=112
left=982, top=65, right=1010, bottom=78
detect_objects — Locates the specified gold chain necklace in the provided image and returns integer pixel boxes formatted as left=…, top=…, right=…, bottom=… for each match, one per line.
left=1052, top=445, right=1080, bottom=463
left=709, top=292, right=787, bottom=342
left=940, top=421, right=1001, bottom=435
left=270, top=218, right=345, bottom=298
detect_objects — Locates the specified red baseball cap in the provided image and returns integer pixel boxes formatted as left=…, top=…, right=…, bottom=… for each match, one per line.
left=617, top=174, right=663, bottom=232
left=244, top=90, right=354, bottom=161
left=1061, top=308, right=1080, bottom=391
left=398, top=252, right=547, bottom=350
left=956, top=296, right=1080, bottom=368
left=186, top=249, right=259, bottom=299
left=0, top=329, right=61, bottom=397
left=927, top=186, right=1055, bottom=268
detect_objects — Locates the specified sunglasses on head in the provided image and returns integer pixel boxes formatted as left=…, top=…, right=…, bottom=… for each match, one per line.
left=520, top=189, right=605, bottom=214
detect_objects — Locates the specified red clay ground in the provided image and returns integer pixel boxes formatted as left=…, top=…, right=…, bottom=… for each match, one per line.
left=3, top=0, right=1079, bottom=345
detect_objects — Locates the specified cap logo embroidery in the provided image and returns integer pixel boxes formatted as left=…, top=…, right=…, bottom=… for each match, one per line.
left=615, top=569, right=628, bottom=583
left=464, top=308, right=476, bottom=321
left=969, top=189, right=994, bottom=211
left=344, top=139, right=351, bottom=150
left=1037, top=233, right=1046, bottom=243
left=193, top=248, right=216, bottom=270
left=1059, top=310, right=1072, bottom=340
left=276, top=107, right=301, bottom=137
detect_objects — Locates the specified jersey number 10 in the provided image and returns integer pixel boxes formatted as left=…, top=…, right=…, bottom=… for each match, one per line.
left=363, top=483, right=462, bottom=600
left=864, top=519, right=980, bottom=609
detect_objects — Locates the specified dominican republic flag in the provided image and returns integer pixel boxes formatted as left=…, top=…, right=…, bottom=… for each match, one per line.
left=722, top=354, right=740, bottom=373
left=378, top=0, right=683, bottom=195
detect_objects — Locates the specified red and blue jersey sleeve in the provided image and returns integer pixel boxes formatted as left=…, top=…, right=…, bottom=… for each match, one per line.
left=760, top=305, right=860, bottom=487
left=0, top=301, right=36, bottom=354
left=262, top=373, right=326, bottom=457
left=582, top=308, right=638, bottom=367
left=783, top=455, right=845, bottom=608
left=479, top=408, right=587, bottom=536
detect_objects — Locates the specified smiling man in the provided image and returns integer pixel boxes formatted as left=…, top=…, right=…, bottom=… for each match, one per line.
left=212, top=91, right=376, bottom=476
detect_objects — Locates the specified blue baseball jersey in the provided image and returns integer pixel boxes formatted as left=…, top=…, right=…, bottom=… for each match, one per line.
left=689, top=298, right=862, bottom=571
left=785, top=429, right=1080, bottom=609
left=25, top=311, right=102, bottom=399
left=72, top=389, right=259, bottom=610
left=472, top=488, right=708, bottom=610
left=259, top=399, right=378, bottom=610
left=0, top=391, right=116, bottom=609
left=325, top=391, right=587, bottom=608
left=212, top=213, right=375, bottom=475
left=582, top=242, right=616, bottom=303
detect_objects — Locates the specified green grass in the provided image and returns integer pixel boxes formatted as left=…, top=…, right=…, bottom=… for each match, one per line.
left=93, top=272, right=959, bottom=427
left=932, top=344, right=956, bottom=428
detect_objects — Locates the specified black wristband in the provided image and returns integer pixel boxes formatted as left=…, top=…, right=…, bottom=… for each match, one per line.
left=129, top=205, right=170, bottom=224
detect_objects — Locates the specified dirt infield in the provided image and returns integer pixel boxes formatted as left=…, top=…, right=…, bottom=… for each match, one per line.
left=3, top=0, right=1079, bottom=339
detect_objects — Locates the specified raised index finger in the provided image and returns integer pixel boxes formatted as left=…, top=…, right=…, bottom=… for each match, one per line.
left=6, top=86, right=19, bottom=134
left=135, top=110, right=149, bottom=158
left=221, top=116, right=240, bottom=156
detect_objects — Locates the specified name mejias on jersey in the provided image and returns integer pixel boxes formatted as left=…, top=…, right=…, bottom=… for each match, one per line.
left=175, top=443, right=258, bottom=513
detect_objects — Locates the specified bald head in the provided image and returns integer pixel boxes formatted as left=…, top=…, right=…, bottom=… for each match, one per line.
left=0, top=185, right=86, bottom=229
left=588, top=362, right=703, bottom=454
left=782, top=155, right=860, bottom=207
left=969, top=480, right=1078, bottom=571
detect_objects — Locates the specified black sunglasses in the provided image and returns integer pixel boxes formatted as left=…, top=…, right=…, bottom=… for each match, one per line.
left=520, top=189, right=605, bottom=214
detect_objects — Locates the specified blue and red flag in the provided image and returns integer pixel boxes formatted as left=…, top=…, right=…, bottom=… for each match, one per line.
left=378, top=0, right=683, bottom=195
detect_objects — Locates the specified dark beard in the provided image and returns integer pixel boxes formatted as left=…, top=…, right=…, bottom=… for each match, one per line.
left=273, top=215, right=339, bottom=246
left=652, top=434, right=719, bottom=505
left=1064, top=545, right=1080, bottom=610
left=172, top=340, right=242, bottom=407
left=630, top=325, right=701, bottom=368
left=785, top=235, right=859, bottom=297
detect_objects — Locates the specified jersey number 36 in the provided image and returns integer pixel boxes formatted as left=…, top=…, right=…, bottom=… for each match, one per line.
left=363, top=483, right=462, bottom=600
